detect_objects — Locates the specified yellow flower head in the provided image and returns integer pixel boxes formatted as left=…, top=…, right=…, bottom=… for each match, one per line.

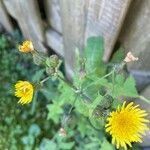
left=15, top=81, right=34, bottom=104
left=105, top=101, right=149, bottom=150
left=18, top=40, right=34, bottom=53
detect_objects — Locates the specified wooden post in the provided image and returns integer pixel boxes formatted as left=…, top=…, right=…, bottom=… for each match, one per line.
left=60, top=0, right=89, bottom=77
left=120, top=0, right=150, bottom=71
left=85, top=0, right=132, bottom=62
left=45, top=0, right=62, bottom=34
left=3, top=0, right=46, bottom=52
left=0, top=0, right=13, bottom=33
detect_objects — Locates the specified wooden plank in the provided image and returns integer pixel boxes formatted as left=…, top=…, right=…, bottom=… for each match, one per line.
left=119, top=0, right=150, bottom=71
left=45, top=0, right=62, bottom=33
left=46, top=28, right=64, bottom=57
left=3, top=0, right=46, bottom=52
left=85, top=0, right=132, bottom=62
left=0, top=0, right=13, bottom=33
left=60, top=0, right=89, bottom=77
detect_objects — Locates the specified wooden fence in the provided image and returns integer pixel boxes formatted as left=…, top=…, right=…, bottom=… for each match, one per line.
left=0, top=0, right=150, bottom=76
left=0, top=0, right=150, bottom=145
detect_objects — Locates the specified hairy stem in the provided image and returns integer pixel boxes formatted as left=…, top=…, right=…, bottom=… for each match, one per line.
left=58, top=74, right=92, bottom=102
left=40, top=76, right=51, bottom=84
left=83, top=70, right=114, bottom=92
left=138, top=95, right=150, bottom=104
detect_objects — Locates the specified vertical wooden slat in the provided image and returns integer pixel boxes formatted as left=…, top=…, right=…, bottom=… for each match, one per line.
left=0, top=0, right=13, bottom=33
left=120, top=0, right=150, bottom=71
left=46, top=28, right=64, bottom=57
left=85, top=0, right=132, bottom=62
left=45, top=0, right=62, bottom=34
left=3, top=0, right=46, bottom=52
left=60, top=0, right=89, bottom=77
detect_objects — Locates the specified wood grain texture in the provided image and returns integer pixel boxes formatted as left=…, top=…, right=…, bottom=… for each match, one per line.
left=46, top=28, right=64, bottom=57
left=119, top=0, right=150, bottom=71
left=85, top=0, right=132, bottom=62
left=3, top=0, right=46, bottom=52
left=60, top=0, right=89, bottom=77
left=0, top=0, right=13, bottom=33
left=45, top=0, right=62, bottom=33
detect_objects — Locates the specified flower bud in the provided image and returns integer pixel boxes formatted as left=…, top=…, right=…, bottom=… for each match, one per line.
left=46, top=55, right=59, bottom=68
left=46, top=67, right=56, bottom=76
left=124, top=52, right=139, bottom=63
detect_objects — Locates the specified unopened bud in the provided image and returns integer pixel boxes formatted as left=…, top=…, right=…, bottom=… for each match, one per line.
left=46, top=67, right=55, bottom=76
left=46, top=55, right=59, bottom=68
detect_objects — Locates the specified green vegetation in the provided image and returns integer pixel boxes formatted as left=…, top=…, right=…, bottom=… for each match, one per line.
left=0, top=33, right=143, bottom=150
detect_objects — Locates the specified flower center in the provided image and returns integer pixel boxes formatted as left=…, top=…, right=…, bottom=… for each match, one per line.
left=20, top=85, right=29, bottom=93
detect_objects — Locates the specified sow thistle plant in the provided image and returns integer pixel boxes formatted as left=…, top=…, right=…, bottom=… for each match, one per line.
left=15, top=37, right=150, bottom=150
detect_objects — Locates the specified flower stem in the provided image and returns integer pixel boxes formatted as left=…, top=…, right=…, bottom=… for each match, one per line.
left=40, top=76, right=50, bottom=84
left=138, top=95, right=150, bottom=104
left=83, top=70, right=114, bottom=92
left=58, top=74, right=92, bottom=102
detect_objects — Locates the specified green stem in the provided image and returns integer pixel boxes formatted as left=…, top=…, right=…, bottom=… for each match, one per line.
left=138, top=95, right=150, bottom=104
left=58, top=74, right=92, bottom=102
left=30, top=91, right=38, bottom=115
left=40, top=76, right=50, bottom=84
left=112, top=70, right=115, bottom=94
left=83, top=70, right=114, bottom=92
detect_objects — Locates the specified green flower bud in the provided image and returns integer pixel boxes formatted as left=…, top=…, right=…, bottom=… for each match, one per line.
left=46, top=67, right=55, bottom=76
left=46, top=55, right=59, bottom=68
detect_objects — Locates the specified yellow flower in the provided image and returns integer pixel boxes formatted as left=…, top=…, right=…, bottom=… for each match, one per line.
left=15, top=81, right=34, bottom=104
left=105, top=101, right=149, bottom=150
left=18, top=40, right=34, bottom=53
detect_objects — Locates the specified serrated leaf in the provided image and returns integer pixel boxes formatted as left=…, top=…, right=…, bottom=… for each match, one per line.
left=47, top=102, right=63, bottom=124
left=123, top=75, right=138, bottom=97
left=112, top=75, right=138, bottom=98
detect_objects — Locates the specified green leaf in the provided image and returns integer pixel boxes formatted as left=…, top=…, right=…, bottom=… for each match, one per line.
left=115, top=74, right=125, bottom=85
left=112, top=75, right=138, bottom=98
left=28, top=124, right=41, bottom=137
left=101, top=138, right=115, bottom=150
left=84, top=36, right=106, bottom=76
left=21, top=135, right=34, bottom=146
left=111, top=47, right=125, bottom=63
left=89, top=94, right=103, bottom=110
left=123, top=75, right=138, bottom=97
left=40, top=138, right=57, bottom=150
left=75, top=98, right=90, bottom=117
left=59, top=141, right=75, bottom=150
left=47, top=102, right=63, bottom=124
